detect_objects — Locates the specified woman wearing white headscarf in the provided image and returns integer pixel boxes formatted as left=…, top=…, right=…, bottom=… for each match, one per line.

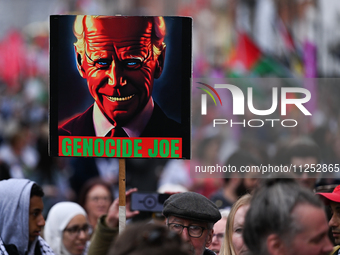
left=44, top=202, right=91, bottom=255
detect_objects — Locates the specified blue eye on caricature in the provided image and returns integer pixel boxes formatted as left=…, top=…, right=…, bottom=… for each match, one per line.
left=124, top=59, right=142, bottom=69
left=94, top=60, right=110, bottom=69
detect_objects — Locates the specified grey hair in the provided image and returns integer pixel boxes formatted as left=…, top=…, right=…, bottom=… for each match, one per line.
left=243, top=178, right=324, bottom=255
left=73, top=15, right=166, bottom=59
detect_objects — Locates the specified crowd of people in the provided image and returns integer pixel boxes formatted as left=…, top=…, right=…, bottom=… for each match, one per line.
left=1, top=176, right=340, bottom=255
left=1, top=0, right=340, bottom=255
left=0, top=0, right=339, bottom=209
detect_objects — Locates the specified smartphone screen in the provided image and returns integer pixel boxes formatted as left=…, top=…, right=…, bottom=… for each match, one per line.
left=130, top=192, right=171, bottom=212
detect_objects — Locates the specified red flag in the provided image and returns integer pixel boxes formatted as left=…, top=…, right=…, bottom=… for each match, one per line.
left=227, top=32, right=262, bottom=71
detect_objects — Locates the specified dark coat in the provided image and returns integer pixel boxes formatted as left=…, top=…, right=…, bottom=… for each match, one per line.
left=58, top=103, right=182, bottom=138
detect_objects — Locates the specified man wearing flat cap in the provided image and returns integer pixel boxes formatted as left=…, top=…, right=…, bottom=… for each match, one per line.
left=162, top=192, right=221, bottom=255
left=317, top=185, right=340, bottom=255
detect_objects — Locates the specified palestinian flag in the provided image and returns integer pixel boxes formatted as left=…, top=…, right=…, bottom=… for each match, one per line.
left=226, top=32, right=292, bottom=78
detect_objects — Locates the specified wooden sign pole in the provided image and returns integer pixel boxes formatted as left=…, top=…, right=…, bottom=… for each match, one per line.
left=118, top=158, right=126, bottom=233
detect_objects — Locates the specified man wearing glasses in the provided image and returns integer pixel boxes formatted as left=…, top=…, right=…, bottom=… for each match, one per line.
left=87, top=190, right=220, bottom=255
left=163, top=192, right=221, bottom=255
left=58, top=15, right=181, bottom=138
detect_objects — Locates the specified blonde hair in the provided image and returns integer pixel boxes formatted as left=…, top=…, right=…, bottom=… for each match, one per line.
left=73, top=15, right=166, bottom=59
left=220, top=194, right=252, bottom=255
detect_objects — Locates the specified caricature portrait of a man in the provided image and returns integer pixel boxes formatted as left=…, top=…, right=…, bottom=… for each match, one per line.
left=58, top=15, right=183, bottom=138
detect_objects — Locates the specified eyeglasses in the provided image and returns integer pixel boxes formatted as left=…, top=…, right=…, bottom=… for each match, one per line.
left=167, top=223, right=206, bottom=238
left=64, top=224, right=92, bottom=237
left=212, top=233, right=224, bottom=240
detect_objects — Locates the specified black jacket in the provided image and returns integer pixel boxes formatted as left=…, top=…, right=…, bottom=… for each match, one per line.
left=58, top=103, right=182, bottom=138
